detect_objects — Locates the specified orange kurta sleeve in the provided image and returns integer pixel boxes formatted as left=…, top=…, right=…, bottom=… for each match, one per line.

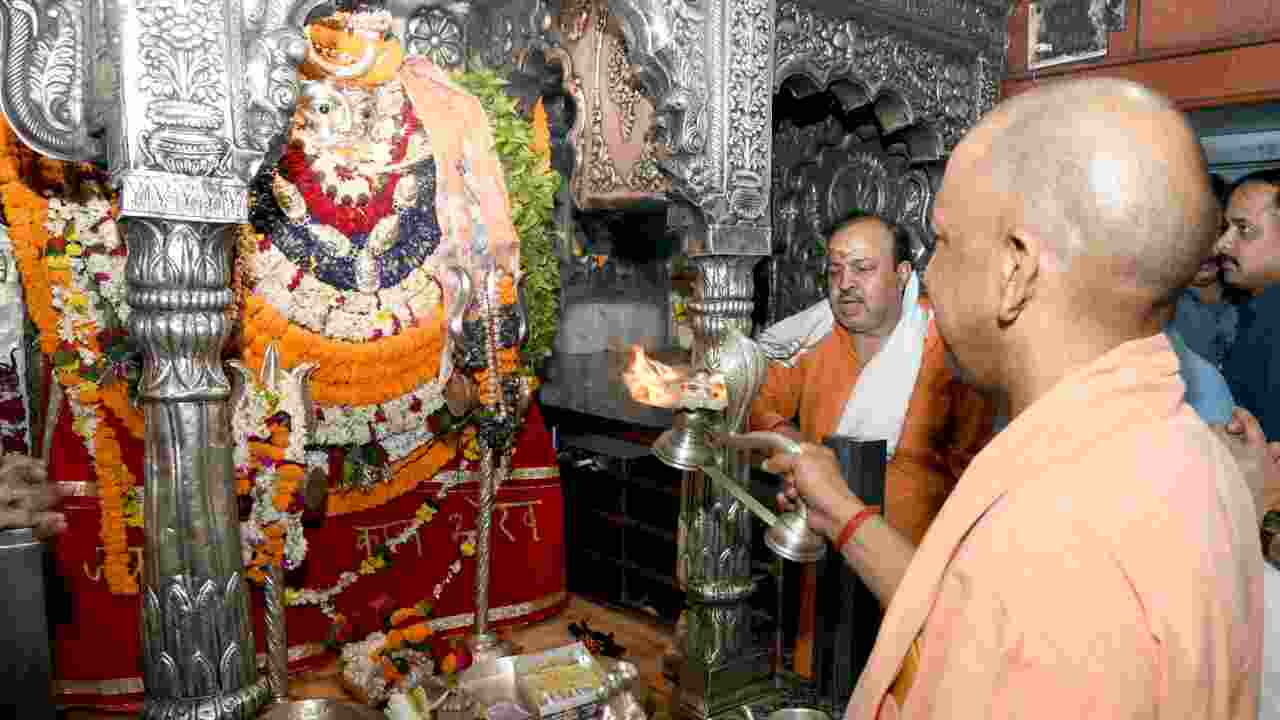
left=749, top=359, right=806, bottom=433
left=884, top=322, right=994, bottom=544
left=939, top=378, right=996, bottom=482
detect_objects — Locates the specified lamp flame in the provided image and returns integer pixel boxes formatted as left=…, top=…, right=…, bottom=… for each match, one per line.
left=622, top=346, right=728, bottom=411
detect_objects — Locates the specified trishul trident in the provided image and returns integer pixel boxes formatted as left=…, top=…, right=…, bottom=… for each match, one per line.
left=0, top=0, right=334, bottom=716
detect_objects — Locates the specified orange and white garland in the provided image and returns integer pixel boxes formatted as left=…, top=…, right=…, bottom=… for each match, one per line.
left=234, top=385, right=310, bottom=583
left=0, top=124, right=144, bottom=594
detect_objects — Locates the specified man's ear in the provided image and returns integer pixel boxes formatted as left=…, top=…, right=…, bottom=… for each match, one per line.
left=998, top=229, right=1040, bottom=326
left=896, top=260, right=912, bottom=291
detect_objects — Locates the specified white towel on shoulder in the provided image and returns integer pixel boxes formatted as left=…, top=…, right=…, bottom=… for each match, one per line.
left=835, top=272, right=930, bottom=457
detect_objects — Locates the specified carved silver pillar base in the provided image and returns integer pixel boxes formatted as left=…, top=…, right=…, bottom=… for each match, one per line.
left=676, top=463, right=777, bottom=720
left=678, top=605, right=774, bottom=720
left=129, top=218, right=268, bottom=720
left=675, top=257, right=777, bottom=720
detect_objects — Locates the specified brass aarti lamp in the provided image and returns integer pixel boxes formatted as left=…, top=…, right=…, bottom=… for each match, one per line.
left=625, top=330, right=826, bottom=566
left=624, top=328, right=825, bottom=718
left=651, top=403, right=826, bottom=565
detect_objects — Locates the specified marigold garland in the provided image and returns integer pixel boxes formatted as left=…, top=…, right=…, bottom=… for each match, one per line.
left=243, top=416, right=308, bottom=584
left=95, top=420, right=137, bottom=592
left=325, top=433, right=456, bottom=516
left=497, top=274, right=516, bottom=306
left=241, top=294, right=446, bottom=407
left=0, top=121, right=142, bottom=594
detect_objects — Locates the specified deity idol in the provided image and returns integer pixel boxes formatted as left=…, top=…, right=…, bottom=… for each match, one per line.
left=239, top=0, right=528, bottom=517
left=24, top=2, right=564, bottom=709
left=234, top=0, right=563, bottom=696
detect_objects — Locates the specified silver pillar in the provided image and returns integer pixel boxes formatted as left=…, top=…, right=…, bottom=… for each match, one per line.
left=0, top=0, right=312, bottom=715
left=131, top=218, right=270, bottom=719
left=612, top=0, right=776, bottom=716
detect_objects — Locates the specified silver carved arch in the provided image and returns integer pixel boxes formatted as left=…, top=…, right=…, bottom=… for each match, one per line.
left=764, top=0, right=1011, bottom=324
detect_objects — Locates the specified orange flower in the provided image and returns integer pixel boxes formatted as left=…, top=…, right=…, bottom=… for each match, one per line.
left=390, top=607, right=422, bottom=627
left=440, top=654, right=458, bottom=675
left=101, top=383, right=143, bottom=436
left=269, top=423, right=290, bottom=447
left=498, top=274, right=517, bottom=306
left=475, top=369, right=497, bottom=407
left=403, top=622, right=432, bottom=644
left=384, top=629, right=404, bottom=651
left=249, top=441, right=287, bottom=463
left=92, top=412, right=139, bottom=594
left=278, top=464, right=305, bottom=481
left=381, top=657, right=403, bottom=683
left=241, top=294, right=446, bottom=407
left=498, top=347, right=519, bottom=375
left=531, top=99, right=551, bottom=170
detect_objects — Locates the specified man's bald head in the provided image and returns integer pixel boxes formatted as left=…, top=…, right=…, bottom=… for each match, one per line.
left=973, top=78, right=1217, bottom=300
left=927, top=78, right=1219, bottom=406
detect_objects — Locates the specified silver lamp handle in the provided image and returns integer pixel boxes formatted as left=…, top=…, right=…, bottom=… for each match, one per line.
left=718, top=431, right=813, bottom=525
left=718, top=430, right=801, bottom=457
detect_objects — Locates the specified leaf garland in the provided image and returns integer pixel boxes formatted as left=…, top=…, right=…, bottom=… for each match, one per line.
left=450, top=66, right=562, bottom=370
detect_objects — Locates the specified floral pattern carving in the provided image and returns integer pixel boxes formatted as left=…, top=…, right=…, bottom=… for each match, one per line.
left=605, top=30, right=640, bottom=142
left=406, top=8, right=466, bottom=69
left=134, top=0, right=232, bottom=176
left=724, top=0, right=772, bottom=225
left=136, top=0, right=227, bottom=123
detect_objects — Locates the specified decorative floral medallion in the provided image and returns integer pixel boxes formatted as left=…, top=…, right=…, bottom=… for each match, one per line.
left=406, top=8, right=465, bottom=69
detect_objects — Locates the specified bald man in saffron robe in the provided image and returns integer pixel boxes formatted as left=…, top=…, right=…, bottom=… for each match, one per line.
left=768, top=79, right=1261, bottom=719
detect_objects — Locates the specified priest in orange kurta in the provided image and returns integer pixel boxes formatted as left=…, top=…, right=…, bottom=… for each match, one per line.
left=750, top=217, right=993, bottom=545
left=750, top=215, right=992, bottom=680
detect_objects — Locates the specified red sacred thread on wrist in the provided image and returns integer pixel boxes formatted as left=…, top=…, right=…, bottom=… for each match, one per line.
left=836, top=506, right=880, bottom=551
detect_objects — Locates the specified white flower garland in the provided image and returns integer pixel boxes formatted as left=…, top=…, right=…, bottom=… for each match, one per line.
left=45, top=195, right=128, bottom=325
left=231, top=360, right=309, bottom=574
left=285, top=500, right=448, bottom=619
left=247, top=465, right=308, bottom=570
left=311, top=380, right=445, bottom=447
left=341, top=632, right=393, bottom=704
left=252, top=241, right=445, bottom=343
left=43, top=194, right=129, bottom=466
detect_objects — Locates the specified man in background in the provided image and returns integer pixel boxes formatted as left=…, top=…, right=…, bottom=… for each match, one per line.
left=748, top=213, right=992, bottom=681
left=1174, top=173, right=1239, bottom=368
left=1218, top=169, right=1280, bottom=439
